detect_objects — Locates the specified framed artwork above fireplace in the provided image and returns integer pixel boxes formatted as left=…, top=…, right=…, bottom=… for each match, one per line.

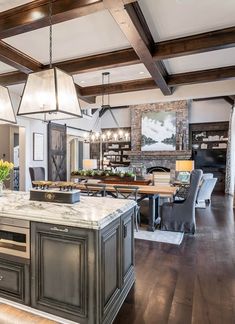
left=141, top=111, right=176, bottom=151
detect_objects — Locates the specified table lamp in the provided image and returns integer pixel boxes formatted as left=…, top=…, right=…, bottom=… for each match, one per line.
left=83, top=159, right=98, bottom=170
left=175, top=160, right=194, bottom=183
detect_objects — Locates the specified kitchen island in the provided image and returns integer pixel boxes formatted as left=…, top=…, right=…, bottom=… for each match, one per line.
left=0, top=191, right=136, bottom=324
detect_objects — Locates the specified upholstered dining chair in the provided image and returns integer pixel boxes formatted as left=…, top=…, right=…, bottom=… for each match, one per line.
left=84, top=183, right=106, bottom=197
left=161, top=169, right=203, bottom=234
left=113, top=185, right=140, bottom=231
left=29, top=167, right=45, bottom=186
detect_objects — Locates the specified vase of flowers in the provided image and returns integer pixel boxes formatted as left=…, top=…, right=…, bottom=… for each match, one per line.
left=0, top=160, right=14, bottom=196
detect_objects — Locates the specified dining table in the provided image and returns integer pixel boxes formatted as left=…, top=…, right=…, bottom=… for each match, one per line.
left=75, top=183, right=178, bottom=231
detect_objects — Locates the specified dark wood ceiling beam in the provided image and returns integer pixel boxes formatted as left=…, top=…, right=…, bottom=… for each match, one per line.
left=154, top=26, right=235, bottom=60
left=54, top=48, right=139, bottom=74
left=75, top=84, right=96, bottom=104
left=0, top=71, right=27, bottom=86
left=107, top=1, right=172, bottom=95
left=168, top=65, right=235, bottom=86
left=80, top=65, right=235, bottom=97
left=223, top=96, right=235, bottom=105
left=81, top=78, right=156, bottom=96
left=0, top=0, right=104, bottom=39
left=0, top=40, right=43, bottom=73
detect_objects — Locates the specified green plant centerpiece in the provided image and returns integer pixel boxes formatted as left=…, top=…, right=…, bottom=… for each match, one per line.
left=71, top=169, right=135, bottom=180
left=0, top=159, right=14, bottom=195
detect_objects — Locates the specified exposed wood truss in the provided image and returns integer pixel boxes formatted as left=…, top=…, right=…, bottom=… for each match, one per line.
left=0, top=0, right=234, bottom=100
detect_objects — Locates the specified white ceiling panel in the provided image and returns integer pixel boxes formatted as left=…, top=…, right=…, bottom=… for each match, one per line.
left=0, top=0, right=32, bottom=12
left=139, top=0, right=235, bottom=41
left=0, top=61, right=17, bottom=74
left=4, top=10, right=130, bottom=64
left=164, top=47, right=235, bottom=74
left=73, top=64, right=150, bottom=86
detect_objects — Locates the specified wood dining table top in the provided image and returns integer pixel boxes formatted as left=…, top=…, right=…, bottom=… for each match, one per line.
left=75, top=183, right=178, bottom=197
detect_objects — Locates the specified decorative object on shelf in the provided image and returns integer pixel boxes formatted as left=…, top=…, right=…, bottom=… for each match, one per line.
left=83, top=159, right=98, bottom=170
left=175, top=160, right=194, bottom=183
left=0, top=160, right=14, bottom=195
left=141, top=111, right=176, bottom=151
left=17, top=0, right=82, bottom=121
left=84, top=72, right=130, bottom=143
left=33, top=133, right=44, bottom=161
left=0, top=85, right=16, bottom=124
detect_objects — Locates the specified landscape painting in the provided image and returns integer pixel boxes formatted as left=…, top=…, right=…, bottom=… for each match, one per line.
left=141, top=111, right=176, bottom=151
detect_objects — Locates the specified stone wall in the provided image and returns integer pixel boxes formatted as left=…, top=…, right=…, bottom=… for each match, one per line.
left=130, top=100, right=189, bottom=151
left=129, top=100, right=191, bottom=174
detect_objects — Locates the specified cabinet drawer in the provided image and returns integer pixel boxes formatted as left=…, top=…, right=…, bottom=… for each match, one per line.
left=0, top=258, right=30, bottom=304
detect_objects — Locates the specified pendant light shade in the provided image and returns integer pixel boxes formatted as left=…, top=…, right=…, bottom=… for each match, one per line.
left=0, top=85, right=16, bottom=124
left=17, top=67, right=82, bottom=121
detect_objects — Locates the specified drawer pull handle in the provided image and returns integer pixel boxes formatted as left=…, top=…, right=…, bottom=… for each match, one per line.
left=0, top=275, right=4, bottom=281
left=50, top=226, right=69, bottom=233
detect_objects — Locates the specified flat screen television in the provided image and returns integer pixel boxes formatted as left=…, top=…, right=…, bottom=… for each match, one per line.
left=193, top=149, right=226, bottom=169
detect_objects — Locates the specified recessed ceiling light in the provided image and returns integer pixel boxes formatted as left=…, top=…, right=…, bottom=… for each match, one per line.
left=139, top=71, right=145, bottom=75
left=80, top=80, right=86, bottom=84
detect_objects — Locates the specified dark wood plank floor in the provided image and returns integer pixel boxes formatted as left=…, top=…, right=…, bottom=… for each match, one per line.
left=114, top=194, right=235, bottom=324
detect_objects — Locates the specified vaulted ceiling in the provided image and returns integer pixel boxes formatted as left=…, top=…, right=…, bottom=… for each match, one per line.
left=0, top=0, right=234, bottom=107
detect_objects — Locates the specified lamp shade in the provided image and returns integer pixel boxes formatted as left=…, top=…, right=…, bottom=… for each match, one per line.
left=175, top=160, right=194, bottom=172
left=17, top=67, right=82, bottom=121
left=0, top=85, right=16, bottom=124
left=83, top=159, right=98, bottom=170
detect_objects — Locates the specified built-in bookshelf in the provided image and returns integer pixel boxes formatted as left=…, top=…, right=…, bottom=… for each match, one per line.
left=189, top=122, right=229, bottom=192
left=90, top=127, right=131, bottom=169
left=102, top=141, right=131, bottom=169
left=190, top=122, right=229, bottom=150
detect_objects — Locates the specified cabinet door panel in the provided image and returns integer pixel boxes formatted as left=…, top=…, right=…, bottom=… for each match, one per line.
left=101, top=219, right=121, bottom=312
left=0, top=258, right=29, bottom=305
left=122, top=209, right=134, bottom=282
left=40, top=235, right=84, bottom=307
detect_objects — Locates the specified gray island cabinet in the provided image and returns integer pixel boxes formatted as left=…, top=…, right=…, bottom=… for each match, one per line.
left=0, top=192, right=136, bottom=324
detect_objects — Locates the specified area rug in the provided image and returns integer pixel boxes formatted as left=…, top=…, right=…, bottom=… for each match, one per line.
left=134, top=228, right=184, bottom=245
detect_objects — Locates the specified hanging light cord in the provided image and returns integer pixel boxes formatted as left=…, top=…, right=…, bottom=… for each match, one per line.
left=49, top=0, right=53, bottom=68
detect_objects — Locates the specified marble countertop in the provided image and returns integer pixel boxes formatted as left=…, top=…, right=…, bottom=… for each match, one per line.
left=0, top=191, right=136, bottom=230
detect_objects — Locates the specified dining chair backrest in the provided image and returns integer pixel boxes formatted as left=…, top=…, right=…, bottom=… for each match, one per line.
left=29, top=167, right=45, bottom=186
left=113, top=185, right=139, bottom=201
left=84, top=183, right=106, bottom=197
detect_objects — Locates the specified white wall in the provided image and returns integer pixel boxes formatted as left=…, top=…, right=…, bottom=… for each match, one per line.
left=101, top=108, right=130, bottom=129
left=100, top=99, right=231, bottom=129
left=189, top=99, right=231, bottom=123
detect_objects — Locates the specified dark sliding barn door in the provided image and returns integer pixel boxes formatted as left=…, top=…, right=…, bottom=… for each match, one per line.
left=48, top=122, right=67, bottom=181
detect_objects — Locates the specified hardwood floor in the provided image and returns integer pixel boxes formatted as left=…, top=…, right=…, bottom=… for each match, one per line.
left=0, top=304, right=60, bottom=324
left=114, top=194, right=235, bottom=324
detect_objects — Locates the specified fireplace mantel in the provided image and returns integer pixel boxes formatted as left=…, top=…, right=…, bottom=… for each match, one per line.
left=128, top=150, right=192, bottom=159
left=127, top=150, right=192, bottom=175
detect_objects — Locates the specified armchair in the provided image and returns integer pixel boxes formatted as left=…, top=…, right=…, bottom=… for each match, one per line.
left=196, top=173, right=217, bottom=208
left=161, top=169, right=203, bottom=234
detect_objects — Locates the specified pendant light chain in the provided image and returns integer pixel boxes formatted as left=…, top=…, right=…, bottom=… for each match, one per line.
left=49, top=0, right=53, bottom=68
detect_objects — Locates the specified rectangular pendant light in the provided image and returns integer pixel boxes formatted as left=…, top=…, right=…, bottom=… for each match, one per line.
left=17, top=67, right=82, bottom=121
left=0, top=85, right=16, bottom=124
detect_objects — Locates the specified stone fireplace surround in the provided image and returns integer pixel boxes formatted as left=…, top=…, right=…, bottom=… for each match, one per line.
left=128, top=100, right=192, bottom=177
